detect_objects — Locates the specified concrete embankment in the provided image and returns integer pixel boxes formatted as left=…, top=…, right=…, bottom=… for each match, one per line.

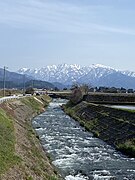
left=0, top=95, right=60, bottom=180
left=63, top=101, right=135, bottom=157
left=84, top=93, right=135, bottom=104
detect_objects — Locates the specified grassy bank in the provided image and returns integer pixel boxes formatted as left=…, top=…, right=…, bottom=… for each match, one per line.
left=63, top=101, right=135, bottom=158
left=0, top=95, right=60, bottom=180
left=0, top=109, right=21, bottom=174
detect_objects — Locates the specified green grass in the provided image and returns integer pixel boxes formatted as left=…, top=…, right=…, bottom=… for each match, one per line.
left=40, top=95, right=52, bottom=103
left=120, top=108, right=135, bottom=113
left=48, top=176, right=59, bottom=180
left=26, top=176, right=33, bottom=180
left=21, top=97, right=43, bottom=113
left=63, top=104, right=99, bottom=137
left=0, top=96, right=60, bottom=179
left=19, top=96, right=59, bottom=179
left=0, top=109, right=21, bottom=175
left=117, top=139, right=135, bottom=157
left=21, top=95, right=50, bottom=113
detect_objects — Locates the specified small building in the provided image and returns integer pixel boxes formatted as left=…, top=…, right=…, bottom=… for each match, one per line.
left=127, top=89, right=134, bottom=93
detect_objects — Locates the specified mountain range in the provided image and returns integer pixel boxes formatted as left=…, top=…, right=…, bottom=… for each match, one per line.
left=18, top=64, right=135, bottom=89
left=0, top=68, right=54, bottom=89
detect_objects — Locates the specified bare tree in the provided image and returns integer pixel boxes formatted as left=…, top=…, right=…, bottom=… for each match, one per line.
left=70, top=85, right=83, bottom=104
left=70, top=83, right=90, bottom=104
left=80, top=84, right=89, bottom=96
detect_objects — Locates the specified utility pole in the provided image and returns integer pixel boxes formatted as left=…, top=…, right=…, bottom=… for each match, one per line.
left=32, top=79, right=34, bottom=89
left=3, top=66, right=8, bottom=97
left=23, top=74, right=25, bottom=95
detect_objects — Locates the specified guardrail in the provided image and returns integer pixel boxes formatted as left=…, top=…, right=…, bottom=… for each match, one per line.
left=0, top=95, right=23, bottom=104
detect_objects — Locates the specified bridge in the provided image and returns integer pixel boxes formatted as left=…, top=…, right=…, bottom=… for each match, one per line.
left=47, top=91, right=71, bottom=99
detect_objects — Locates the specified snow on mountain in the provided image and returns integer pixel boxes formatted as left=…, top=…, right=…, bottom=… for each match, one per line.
left=17, top=64, right=135, bottom=88
left=79, top=65, right=116, bottom=85
left=122, top=70, right=135, bottom=78
left=18, top=64, right=86, bottom=84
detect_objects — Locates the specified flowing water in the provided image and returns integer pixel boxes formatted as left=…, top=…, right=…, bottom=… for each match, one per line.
left=32, top=99, right=135, bottom=180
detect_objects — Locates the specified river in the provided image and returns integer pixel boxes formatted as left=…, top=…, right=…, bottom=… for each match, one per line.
left=32, top=99, right=135, bottom=180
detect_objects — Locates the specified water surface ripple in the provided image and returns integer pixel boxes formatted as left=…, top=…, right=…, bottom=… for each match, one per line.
left=32, top=99, right=135, bottom=180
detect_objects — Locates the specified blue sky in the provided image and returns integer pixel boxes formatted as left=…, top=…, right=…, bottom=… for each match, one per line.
left=0, top=0, right=135, bottom=71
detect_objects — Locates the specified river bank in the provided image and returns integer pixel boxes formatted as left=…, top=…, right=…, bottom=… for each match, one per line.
left=63, top=101, right=135, bottom=158
left=33, top=99, right=135, bottom=179
left=0, top=95, right=60, bottom=180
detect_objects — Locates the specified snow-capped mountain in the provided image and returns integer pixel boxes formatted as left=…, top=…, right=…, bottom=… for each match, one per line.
left=122, top=70, right=135, bottom=78
left=18, top=64, right=135, bottom=89
left=18, top=64, right=87, bottom=84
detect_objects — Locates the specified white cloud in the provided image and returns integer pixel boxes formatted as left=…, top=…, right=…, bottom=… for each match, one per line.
left=0, top=0, right=135, bottom=36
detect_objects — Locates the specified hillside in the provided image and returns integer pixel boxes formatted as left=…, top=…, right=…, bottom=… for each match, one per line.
left=0, top=68, right=31, bottom=83
left=0, top=68, right=55, bottom=89
left=0, top=96, right=60, bottom=179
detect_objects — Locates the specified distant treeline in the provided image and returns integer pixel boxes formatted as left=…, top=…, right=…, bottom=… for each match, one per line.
left=0, top=80, right=55, bottom=89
